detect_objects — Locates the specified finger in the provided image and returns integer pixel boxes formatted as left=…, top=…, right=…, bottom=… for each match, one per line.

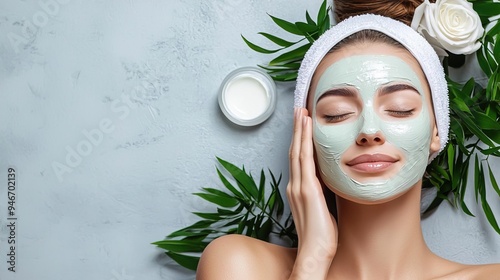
left=289, top=107, right=303, bottom=186
left=300, top=114, right=322, bottom=197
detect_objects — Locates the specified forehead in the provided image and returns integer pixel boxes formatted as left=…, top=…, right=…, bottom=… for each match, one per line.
left=308, top=43, right=429, bottom=106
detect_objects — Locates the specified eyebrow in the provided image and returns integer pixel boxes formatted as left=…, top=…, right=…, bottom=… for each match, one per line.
left=317, top=87, right=357, bottom=103
left=378, top=84, right=420, bottom=96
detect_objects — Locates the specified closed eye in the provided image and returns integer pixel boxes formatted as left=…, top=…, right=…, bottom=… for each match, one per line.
left=385, top=109, right=415, bottom=117
left=323, top=112, right=354, bottom=123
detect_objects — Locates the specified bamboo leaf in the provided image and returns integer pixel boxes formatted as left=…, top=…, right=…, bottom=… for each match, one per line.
left=166, top=252, right=200, bottom=271
left=295, top=22, right=317, bottom=34
left=202, top=187, right=238, bottom=200
left=167, top=220, right=216, bottom=238
left=451, top=97, right=471, bottom=114
left=481, top=145, right=500, bottom=155
left=269, top=43, right=310, bottom=65
left=166, top=229, right=215, bottom=239
left=305, top=11, right=315, bottom=25
left=474, top=154, right=481, bottom=203
left=153, top=240, right=208, bottom=252
left=487, top=163, right=500, bottom=197
left=216, top=168, right=244, bottom=199
left=485, top=129, right=500, bottom=144
left=472, top=1, right=500, bottom=17
left=194, top=193, right=239, bottom=208
left=477, top=47, right=493, bottom=76
left=271, top=71, right=298, bottom=81
left=317, top=0, right=327, bottom=24
left=481, top=199, right=500, bottom=234
left=217, top=157, right=259, bottom=200
left=268, top=14, right=304, bottom=35
left=460, top=200, right=475, bottom=217
left=244, top=217, right=256, bottom=237
left=241, top=35, right=282, bottom=54
left=258, top=32, right=296, bottom=47
left=258, top=169, right=266, bottom=202
left=471, top=111, right=500, bottom=130
left=447, top=144, right=455, bottom=179
left=257, top=218, right=273, bottom=241
left=454, top=110, right=495, bottom=147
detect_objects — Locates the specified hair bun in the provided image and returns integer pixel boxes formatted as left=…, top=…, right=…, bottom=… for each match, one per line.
left=334, top=0, right=429, bottom=26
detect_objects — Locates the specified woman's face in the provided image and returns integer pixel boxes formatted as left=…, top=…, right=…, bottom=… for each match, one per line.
left=308, top=42, right=440, bottom=204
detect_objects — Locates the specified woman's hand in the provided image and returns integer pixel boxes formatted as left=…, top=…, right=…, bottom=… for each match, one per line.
left=287, top=108, right=338, bottom=280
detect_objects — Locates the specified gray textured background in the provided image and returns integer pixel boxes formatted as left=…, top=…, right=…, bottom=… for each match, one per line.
left=0, top=0, right=499, bottom=279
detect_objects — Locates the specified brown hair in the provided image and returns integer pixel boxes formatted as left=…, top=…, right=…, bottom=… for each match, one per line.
left=334, top=0, right=434, bottom=26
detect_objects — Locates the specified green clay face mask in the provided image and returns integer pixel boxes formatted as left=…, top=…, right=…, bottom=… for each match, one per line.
left=313, top=55, right=432, bottom=202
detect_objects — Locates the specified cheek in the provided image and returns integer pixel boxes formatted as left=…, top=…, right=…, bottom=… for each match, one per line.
left=313, top=119, right=360, bottom=160
left=381, top=110, right=432, bottom=153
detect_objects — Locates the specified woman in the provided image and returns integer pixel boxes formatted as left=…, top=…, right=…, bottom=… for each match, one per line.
left=197, top=2, right=500, bottom=279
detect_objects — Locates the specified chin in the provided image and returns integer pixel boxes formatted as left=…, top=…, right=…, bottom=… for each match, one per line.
left=327, top=182, right=418, bottom=205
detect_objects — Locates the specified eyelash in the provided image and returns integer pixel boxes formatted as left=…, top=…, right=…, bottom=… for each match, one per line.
left=386, top=109, right=415, bottom=117
left=323, top=113, right=353, bottom=123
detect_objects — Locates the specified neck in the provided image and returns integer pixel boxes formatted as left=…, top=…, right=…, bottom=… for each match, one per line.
left=329, top=182, right=436, bottom=279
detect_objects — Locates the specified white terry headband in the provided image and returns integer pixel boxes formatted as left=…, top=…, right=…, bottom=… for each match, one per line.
left=294, top=14, right=449, bottom=160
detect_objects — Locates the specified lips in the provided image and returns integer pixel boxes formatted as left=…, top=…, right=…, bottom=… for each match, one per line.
left=346, top=154, right=398, bottom=173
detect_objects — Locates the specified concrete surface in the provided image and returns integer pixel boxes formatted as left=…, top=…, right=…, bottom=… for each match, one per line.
left=0, top=1, right=499, bottom=279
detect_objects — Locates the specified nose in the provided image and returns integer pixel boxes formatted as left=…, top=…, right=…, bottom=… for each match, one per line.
left=356, top=131, right=386, bottom=146
left=356, top=108, right=385, bottom=146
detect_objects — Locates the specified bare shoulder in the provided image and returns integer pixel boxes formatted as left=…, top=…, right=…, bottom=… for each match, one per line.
left=196, top=234, right=296, bottom=280
left=436, top=263, right=500, bottom=280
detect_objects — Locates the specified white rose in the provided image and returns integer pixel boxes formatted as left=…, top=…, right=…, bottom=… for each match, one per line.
left=411, top=0, right=484, bottom=55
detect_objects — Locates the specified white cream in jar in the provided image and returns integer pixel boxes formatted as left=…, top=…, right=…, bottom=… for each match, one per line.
left=219, top=67, right=276, bottom=126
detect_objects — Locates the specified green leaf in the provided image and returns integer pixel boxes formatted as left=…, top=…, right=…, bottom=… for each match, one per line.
left=269, top=43, right=310, bottom=65
left=481, top=145, right=500, bottom=155
left=474, top=154, right=481, bottom=203
left=222, top=216, right=244, bottom=227
left=317, top=0, right=328, bottom=24
left=217, top=157, right=259, bottom=200
left=305, top=11, right=315, bottom=25
left=485, top=129, right=500, bottom=144
left=471, top=111, right=500, bottom=130
left=166, top=252, right=200, bottom=271
left=477, top=47, right=493, bottom=76
left=244, top=217, right=256, bottom=237
left=450, top=118, right=466, bottom=145
left=257, top=218, right=273, bottom=241
left=295, top=22, right=317, bottom=34
left=192, top=212, right=224, bottom=220
left=194, top=193, right=239, bottom=208
left=202, top=187, right=238, bottom=200
left=241, top=35, right=282, bottom=54
left=153, top=240, right=208, bottom=252
left=481, top=198, right=500, bottom=235
left=268, top=14, right=304, bottom=35
left=258, top=169, right=266, bottom=202
left=237, top=212, right=249, bottom=234
left=216, top=168, right=244, bottom=199
left=271, top=71, right=298, bottom=81
left=167, top=220, right=216, bottom=238
left=472, top=1, right=500, bottom=17
left=447, top=144, right=455, bottom=179
left=258, top=32, right=296, bottom=47
left=460, top=200, right=475, bottom=217
left=451, top=97, right=471, bottom=114
left=487, top=163, right=500, bottom=197
left=318, top=10, right=330, bottom=35
left=258, top=62, right=301, bottom=71
left=454, top=110, right=495, bottom=147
